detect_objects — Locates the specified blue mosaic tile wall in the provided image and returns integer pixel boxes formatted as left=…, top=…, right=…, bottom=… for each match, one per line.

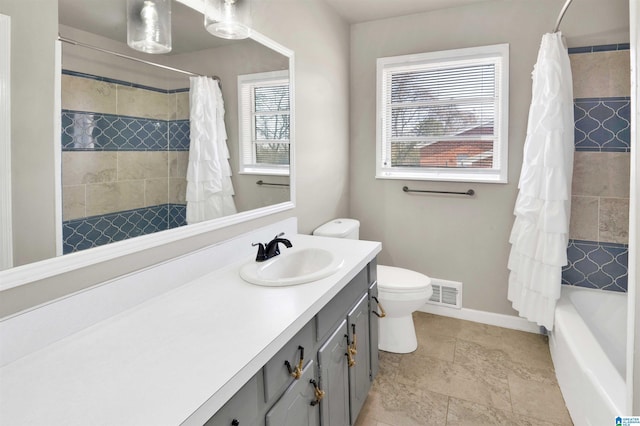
left=61, top=70, right=190, bottom=254
left=562, top=240, right=628, bottom=292
left=63, top=204, right=187, bottom=254
left=561, top=43, right=630, bottom=292
left=574, top=97, right=630, bottom=152
left=61, top=111, right=190, bottom=151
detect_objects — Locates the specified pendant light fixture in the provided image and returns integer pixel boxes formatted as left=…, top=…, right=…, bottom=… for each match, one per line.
left=204, top=0, right=251, bottom=40
left=127, top=0, right=172, bottom=54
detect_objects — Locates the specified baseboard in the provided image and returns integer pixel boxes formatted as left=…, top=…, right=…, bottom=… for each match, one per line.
left=417, top=304, right=542, bottom=334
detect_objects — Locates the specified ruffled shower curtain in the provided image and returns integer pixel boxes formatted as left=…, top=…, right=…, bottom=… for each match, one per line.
left=507, top=32, right=574, bottom=330
left=186, top=76, right=236, bottom=224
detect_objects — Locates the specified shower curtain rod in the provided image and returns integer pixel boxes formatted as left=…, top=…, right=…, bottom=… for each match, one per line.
left=553, top=0, right=574, bottom=33
left=57, top=36, right=221, bottom=83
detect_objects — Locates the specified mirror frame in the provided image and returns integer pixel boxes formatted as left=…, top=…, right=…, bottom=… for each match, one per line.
left=0, top=2, right=295, bottom=291
left=0, top=13, right=12, bottom=271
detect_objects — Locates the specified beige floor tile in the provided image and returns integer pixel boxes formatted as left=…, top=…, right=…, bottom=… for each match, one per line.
left=364, top=382, right=449, bottom=426
left=358, top=314, right=572, bottom=426
left=446, top=397, right=562, bottom=426
left=414, top=330, right=457, bottom=362
left=509, top=373, right=572, bottom=425
left=454, top=339, right=557, bottom=385
left=396, top=351, right=512, bottom=411
left=453, top=338, right=510, bottom=379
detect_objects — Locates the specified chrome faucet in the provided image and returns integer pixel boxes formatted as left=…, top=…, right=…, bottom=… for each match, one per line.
left=252, top=233, right=292, bottom=262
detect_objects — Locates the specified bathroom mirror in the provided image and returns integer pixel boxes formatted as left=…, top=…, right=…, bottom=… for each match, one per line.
left=2, top=0, right=294, bottom=269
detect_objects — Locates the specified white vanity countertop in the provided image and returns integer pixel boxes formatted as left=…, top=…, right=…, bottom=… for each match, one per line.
left=0, top=234, right=381, bottom=426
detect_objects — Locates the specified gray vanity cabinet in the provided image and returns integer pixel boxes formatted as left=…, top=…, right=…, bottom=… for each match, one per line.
left=347, top=294, right=371, bottom=424
left=317, top=319, right=350, bottom=426
left=265, top=361, right=319, bottom=426
left=204, top=260, right=378, bottom=426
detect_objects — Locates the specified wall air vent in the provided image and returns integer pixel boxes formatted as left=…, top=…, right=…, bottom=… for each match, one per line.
left=426, top=279, right=462, bottom=309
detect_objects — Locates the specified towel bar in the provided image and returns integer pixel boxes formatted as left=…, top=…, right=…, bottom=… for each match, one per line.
left=256, top=180, right=290, bottom=187
left=402, top=186, right=474, bottom=196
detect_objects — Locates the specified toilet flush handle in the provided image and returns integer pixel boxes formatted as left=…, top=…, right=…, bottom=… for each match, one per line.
left=372, top=296, right=386, bottom=318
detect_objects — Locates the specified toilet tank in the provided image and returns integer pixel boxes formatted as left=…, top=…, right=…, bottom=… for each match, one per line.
left=313, top=218, right=360, bottom=240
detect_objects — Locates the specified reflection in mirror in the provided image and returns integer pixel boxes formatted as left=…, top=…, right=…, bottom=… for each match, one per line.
left=52, top=0, right=292, bottom=256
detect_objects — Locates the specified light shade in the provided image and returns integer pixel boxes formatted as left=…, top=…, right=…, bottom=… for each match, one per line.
left=127, top=0, right=172, bottom=54
left=205, top=0, right=251, bottom=40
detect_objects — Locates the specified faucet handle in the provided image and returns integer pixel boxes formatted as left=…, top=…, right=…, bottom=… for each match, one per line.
left=252, top=242, right=267, bottom=262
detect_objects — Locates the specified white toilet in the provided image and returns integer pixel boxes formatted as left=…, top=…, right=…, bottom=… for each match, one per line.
left=313, top=218, right=433, bottom=354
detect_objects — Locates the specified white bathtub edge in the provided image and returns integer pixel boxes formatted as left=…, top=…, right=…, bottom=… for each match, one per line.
left=550, top=291, right=627, bottom=425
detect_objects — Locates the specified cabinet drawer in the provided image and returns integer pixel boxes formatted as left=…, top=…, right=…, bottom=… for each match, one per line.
left=265, top=360, right=319, bottom=426
left=263, top=321, right=314, bottom=403
left=205, top=373, right=262, bottom=426
left=316, top=268, right=368, bottom=342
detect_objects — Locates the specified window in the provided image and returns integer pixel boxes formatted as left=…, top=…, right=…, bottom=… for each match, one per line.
left=376, top=44, right=509, bottom=183
left=238, top=70, right=290, bottom=175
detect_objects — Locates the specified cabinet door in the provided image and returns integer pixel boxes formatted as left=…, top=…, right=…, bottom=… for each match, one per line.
left=265, top=360, right=319, bottom=426
left=205, top=373, right=262, bottom=426
left=368, top=281, right=380, bottom=380
left=317, top=319, right=349, bottom=426
left=347, top=294, right=371, bottom=424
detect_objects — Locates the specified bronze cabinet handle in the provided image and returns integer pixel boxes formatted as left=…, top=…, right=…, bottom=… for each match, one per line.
left=348, top=324, right=357, bottom=356
left=309, top=379, right=325, bottom=406
left=284, top=345, right=304, bottom=379
left=345, top=328, right=357, bottom=368
left=372, top=296, right=386, bottom=318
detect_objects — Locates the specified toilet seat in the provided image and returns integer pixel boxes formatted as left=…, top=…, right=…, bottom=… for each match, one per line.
left=377, top=265, right=431, bottom=293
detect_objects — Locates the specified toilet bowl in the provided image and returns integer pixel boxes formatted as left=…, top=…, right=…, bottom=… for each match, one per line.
left=313, top=218, right=433, bottom=354
left=377, top=265, right=432, bottom=353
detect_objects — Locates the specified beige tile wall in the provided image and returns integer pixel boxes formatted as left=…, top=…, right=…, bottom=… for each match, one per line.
left=62, top=74, right=190, bottom=221
left=569, top=50, right=630, bottom=245
left=570, top=50, right=631, bottom=99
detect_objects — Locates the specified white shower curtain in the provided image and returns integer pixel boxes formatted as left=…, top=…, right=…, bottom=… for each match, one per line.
left=507, top=32, right=574, bottom=330
left=186, top=76, right=237, bottom=224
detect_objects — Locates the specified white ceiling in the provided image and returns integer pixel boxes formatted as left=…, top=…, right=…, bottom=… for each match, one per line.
left=321, top=0, right=495, bottom=24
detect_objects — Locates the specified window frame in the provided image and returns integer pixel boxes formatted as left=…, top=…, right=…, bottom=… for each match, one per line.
left=376, top=43, right=510, bottom=183
left=237, top=70, right=290, bottom=176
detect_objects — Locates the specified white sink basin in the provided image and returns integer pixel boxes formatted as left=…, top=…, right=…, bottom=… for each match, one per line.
left=240, top=248, right=344, bottom=287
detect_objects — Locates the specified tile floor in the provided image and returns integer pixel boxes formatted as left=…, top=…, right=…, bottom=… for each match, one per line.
left=355, top=312, right=573, bottom=426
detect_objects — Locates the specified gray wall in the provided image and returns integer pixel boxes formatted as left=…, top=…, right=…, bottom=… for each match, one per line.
left=348, top=0, right=629, bottom=315
left=0, top=0, right=351, bottom=317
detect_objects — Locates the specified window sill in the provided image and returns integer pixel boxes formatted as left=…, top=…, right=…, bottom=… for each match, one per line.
left=376, top=169, right=507, bottom=184
left=239, top=168, right=290, bottom=177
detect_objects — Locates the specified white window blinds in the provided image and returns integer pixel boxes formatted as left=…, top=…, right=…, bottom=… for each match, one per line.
left=238, top=70, right=290, bottom=175
left=377, top=44, right=509, bottom=183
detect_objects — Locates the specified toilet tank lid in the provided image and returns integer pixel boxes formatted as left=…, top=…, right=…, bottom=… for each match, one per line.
left=313, top=218, right=360, bottom=238
left=377, top=265, right=431, bottom=290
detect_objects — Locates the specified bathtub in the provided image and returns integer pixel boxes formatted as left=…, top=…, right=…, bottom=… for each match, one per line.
left=549, top=285, right=627, bottom=426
